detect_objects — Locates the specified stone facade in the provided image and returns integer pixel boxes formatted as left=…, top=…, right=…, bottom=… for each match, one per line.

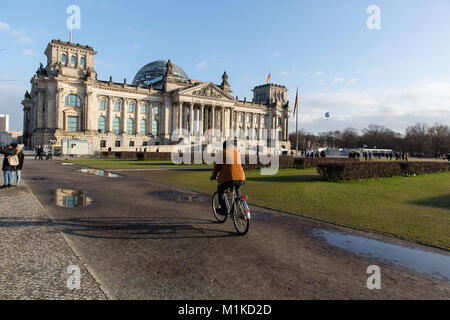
left=21, top=40, right=291, bottom=152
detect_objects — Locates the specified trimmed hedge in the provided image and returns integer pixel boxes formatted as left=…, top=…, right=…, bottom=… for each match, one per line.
left=100, top=152, right=358, bottom=171
left=318, top=161, right=450, bottom=181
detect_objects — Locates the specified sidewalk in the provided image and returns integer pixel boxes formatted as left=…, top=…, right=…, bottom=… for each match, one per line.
left=0, top=184, right=108, bottom=300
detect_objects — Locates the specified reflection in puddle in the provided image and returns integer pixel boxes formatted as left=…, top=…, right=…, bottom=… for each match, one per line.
left=54, top=188, right=92, bottom=208
left=78, top=168, right=120, bottom=178
left=313, top=229, right=450, bottom=281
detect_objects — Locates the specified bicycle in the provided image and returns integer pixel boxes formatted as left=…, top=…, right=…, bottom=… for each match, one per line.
left=211, top=180, right=251, bottom=235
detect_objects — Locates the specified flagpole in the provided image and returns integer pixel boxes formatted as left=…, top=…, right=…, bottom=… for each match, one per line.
left=296, top=88, right=299, bottom=156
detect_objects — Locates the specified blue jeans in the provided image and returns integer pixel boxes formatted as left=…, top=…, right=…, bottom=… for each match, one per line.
left=218, top=180, right=244, bottom=214
left=15, top=170, right=21, bottom=184
left=3, top=170, right=13, bottom=186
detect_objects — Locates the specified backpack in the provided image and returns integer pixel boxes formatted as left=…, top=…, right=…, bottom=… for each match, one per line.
left=7, top=154, right=19, bottom=166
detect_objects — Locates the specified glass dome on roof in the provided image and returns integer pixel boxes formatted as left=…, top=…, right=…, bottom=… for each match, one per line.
left=132, top=60, right=189, bottom=87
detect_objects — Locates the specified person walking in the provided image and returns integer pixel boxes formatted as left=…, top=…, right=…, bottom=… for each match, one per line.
left=1, top=144, right=19, bottom=188
left=14, top=144, right=25, bottom=187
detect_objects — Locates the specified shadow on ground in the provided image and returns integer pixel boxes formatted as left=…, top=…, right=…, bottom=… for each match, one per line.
left=411, top=194, right=450, bottom=210
left=0, top=216, right=237, bottom=240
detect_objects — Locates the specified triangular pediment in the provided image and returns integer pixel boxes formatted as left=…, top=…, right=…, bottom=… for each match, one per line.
left=178, top=83, right=235, bottom=101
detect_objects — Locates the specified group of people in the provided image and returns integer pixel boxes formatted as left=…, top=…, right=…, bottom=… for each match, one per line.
left=1, top=143, right=25, bottom=188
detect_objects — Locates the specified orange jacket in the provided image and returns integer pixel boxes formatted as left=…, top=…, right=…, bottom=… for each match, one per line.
left=211, top=147, right=246, bottom=186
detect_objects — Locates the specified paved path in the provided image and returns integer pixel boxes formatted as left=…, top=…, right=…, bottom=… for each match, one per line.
left=0, top=184, right=108, bottom=299
left=4, top=159, right=450, bottom=299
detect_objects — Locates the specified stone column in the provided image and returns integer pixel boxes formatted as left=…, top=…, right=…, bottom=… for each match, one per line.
left=221, top=107, right=226, bottom=138
left=200, top=104, right=204, bottom=136
left=148, top=102, right=153, bottom=135
left=107, top=97, right=113, bottom=133
left=211, top=106, right=215, bottom=136
left=135, top=100, right=140, bottom=135
left=121, top=98, right=126, bottom=134
left=189, top=102, right=194, bottom=136
left=250, top=113, right=255, bottom=140
left=178, top=102, right=183, bottom=132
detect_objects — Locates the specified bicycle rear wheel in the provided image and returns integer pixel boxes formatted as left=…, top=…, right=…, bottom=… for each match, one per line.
left=232, top=200, right=250, bottom=235
left=212, top=192, right=227, bottom=223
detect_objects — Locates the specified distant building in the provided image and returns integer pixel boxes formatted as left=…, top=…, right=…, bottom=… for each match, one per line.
left=21, top=39, right=291, bottom=152
left=0, top=131, right=23, bottom=145
left=0, top=114, right=9, bottom=132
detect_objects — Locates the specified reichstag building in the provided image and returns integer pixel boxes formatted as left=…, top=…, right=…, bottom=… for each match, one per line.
left=21, top=39, right=291, bottom=152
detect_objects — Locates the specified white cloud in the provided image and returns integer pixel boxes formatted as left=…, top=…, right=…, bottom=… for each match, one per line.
left=130, top=43, right=140, bottom=50
left=332, top=77, right=345, bottom=83
left=348, top=78, right=358, bottom=84
left=195, top=60, right=208, bottom=71
left=271, top=52, right=280, bottom=57
left=16, top=36, right=34, bottom=44
left=0, top=22, right=10, bottom=32
left=289, top=82, right=450, bottom=133
left=316, top=71, right=324, bottom=76
left=10, top=29, right=24, bottom=37
left=21, top=49, right=38, bottom=56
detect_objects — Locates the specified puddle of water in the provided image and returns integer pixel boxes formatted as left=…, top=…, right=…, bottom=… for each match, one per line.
left=313, top=229, right=450, bottom=281
left=54, top=188, right=92, bottom=208
left=78, top=168, right=120, bottom=178
left=151, top=191, right=208, bottom=202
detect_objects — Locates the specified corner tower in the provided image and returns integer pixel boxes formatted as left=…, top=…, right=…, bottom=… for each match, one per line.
left=252, top=83, right=287, bottom=107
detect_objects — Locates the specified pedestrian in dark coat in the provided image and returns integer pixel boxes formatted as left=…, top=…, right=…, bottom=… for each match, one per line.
left=1, top=144, right=18, bottom=188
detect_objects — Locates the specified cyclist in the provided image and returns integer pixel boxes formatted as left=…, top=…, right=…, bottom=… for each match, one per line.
left=210, top=141, right=246, bottom=215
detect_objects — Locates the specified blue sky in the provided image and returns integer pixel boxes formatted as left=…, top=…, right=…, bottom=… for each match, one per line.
left=1, top=0, right=450, bottom=132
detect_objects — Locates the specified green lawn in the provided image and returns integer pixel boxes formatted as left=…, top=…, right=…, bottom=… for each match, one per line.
left=144, top=168, right=450, bottom=249
left=64, top=159, right=213, bottom=169
left=65, top=159, right=450, bottom=249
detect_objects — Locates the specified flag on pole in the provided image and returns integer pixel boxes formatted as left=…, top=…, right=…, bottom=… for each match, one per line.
left=266, top=73, right=271, bottom=84
left=293, top=88, right=299, bottom=115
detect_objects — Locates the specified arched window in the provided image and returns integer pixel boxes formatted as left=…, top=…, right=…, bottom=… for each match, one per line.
left=65, top=94, right=81, bottom=107
left=113, top=118, right=120, bottom=134
left=139, top=120, right=146, bottom=135
left=152, top=120, right=159, bottom=135
left=126, top=118, right=134, bottom=135
left=98, top=116, right=106, bottom=134
left=71, top=55, right=77, bottom=66
left=80, top=57, right=86, bottom=67
left=61, top=54, right=67, bottom=64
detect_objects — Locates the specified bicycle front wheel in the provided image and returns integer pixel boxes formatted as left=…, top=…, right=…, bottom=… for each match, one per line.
left=212, top=192, right=227, bottom=223
left=232, top=200, right=249, bottom=235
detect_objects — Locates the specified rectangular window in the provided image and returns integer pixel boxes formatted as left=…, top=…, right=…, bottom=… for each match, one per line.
left=100, top=140, right=106, bottom=148
left=67, top=116, right=78, bottom=132
left=115, top=141, right=121, bottom=147
left=154, top=106, right=159, bottom=115
left=129, top=141, right=135, bottom=147
left=100, top=101, right=106, bottom=110
left=114, top=102, right=121, bottom=111
left=141, top=105, right=147, bottom=113
left=128, top=103, right=134, bottom=113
